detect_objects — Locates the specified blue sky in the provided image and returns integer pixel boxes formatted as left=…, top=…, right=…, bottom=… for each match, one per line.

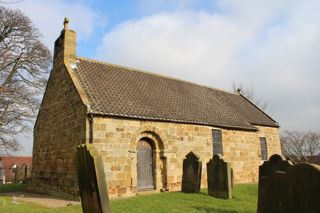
left=58, top=0, right=221, bottom=57
left=5, top=0, right=320, bottom=155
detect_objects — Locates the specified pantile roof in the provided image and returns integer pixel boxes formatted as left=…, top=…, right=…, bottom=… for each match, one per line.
left=73, top=57, right=278, bottom=131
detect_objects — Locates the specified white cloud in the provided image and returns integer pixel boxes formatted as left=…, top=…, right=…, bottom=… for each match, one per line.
left=97, top=11, right=252, bottom=86
left=8, top=0, right=105, bottom=50
left=6, top=1, right=320, bottom=155
left=97, top=1, right=320, bottom=132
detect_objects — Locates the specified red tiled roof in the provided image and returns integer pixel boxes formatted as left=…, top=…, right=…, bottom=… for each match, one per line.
left=0, top=156, right=32, bottom=182
left=0, top=156, right=32, bottom=169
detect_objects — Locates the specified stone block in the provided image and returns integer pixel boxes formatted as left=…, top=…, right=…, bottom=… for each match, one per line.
left=118, top=187, right=127, bottom=194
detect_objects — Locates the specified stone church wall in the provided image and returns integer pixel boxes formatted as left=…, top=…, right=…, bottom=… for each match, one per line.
left=30, top=63, right=87, bottom=200
left=92, top=117, right=281, bottom=198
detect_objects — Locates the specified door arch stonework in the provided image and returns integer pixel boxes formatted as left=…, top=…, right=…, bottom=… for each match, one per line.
left=129, top=127, right=168, bottom=193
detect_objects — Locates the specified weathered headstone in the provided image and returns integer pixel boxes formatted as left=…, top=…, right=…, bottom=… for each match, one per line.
left=258, top=154, right=294, bottom=180
left=257, top=154, right=320, bottom=213
left=207, top=154, right=232, bottom=199
left=257, top=171, right=289, bottom=213
left=286, top=163, right=320, bottom=213
left=257, top=154, right=293, bottom=213
left=76, top=144, right=111, bottom=213
left=181, top=151, right=202, bottom=193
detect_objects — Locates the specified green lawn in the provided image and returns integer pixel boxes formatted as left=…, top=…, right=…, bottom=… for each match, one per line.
left=0, top=184, right=258, bottom=213
left=0, top=183, right=27, bottom=193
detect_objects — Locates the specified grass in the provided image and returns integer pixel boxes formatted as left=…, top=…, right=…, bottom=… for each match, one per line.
left=0, top=183, right=27, bottom=193
left=0, top=184, right=258, bottom=213
left=0, top=196, right=81, bottom=213
left=111, top=184, right=257, bottom=213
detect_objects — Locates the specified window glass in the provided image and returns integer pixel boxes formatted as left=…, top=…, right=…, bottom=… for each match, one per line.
left=212, top=130, right=223, bottom=155
left=259, top=137, right=267, bottom=160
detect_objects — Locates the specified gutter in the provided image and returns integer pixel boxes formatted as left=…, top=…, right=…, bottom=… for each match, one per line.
left=88, top=113, right=94, bottom=144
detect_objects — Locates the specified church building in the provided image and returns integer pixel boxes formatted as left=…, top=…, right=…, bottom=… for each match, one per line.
left=31, top=19, right=281, bottom=199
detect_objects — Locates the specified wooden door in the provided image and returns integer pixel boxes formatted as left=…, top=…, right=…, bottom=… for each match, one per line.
left=137, top=139, right=154, bottom=190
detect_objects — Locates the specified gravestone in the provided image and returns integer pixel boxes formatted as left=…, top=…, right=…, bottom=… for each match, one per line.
left=181, top=151, right=202, bottom=193
left=257, top=154, right=320, bottom=213
left=258, top=154, right=294, bottom=179
left=287, top=163, right=320, bottom=213
left=257, top=171, right=289, bottom=213
left=257, top=154, right=293, bottom=213
left=76, top=144, right=111, bottom=213
left=207, top=154, right=232, bottom=199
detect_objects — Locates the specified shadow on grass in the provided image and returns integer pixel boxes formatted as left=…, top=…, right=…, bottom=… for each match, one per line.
left=191, top=206, right=238, bottom=213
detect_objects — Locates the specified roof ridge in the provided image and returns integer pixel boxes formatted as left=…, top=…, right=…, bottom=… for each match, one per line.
left=76, top=56, right=238, bottom=96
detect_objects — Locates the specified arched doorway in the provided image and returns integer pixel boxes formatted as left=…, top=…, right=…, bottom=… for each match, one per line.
left=137, top=138, right=155, bottom=191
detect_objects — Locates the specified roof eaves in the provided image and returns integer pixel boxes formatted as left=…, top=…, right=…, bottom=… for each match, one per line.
left=88, top=111, right=258, bottom=131
left=251, top=122, right=280, bottom=128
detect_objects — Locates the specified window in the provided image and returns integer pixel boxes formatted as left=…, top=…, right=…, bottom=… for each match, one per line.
left=259, top=137, right=267, bottom=160
left=212, top=130, right=223, bottom=155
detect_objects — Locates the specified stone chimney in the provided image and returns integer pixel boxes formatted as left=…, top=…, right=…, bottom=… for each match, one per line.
left=53, top=17, right=76, bottom=67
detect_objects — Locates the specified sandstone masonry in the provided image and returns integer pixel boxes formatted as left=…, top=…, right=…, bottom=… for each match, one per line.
left=91, top=117, right=281, bottom=198
left=30, top=19, right=282, bottom=199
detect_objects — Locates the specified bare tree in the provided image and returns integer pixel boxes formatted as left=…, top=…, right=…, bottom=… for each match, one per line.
left=304, top=132, right=320, bottom=162
left=231, top=82, right=269, bottom=111
left=0, top=7, right=51, bottom=154
left=281, top=130, right=320, bottom=163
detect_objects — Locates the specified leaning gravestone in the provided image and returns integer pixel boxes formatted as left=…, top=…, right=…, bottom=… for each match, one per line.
left=181, top=151, right=202, bottom=193
left=76, top=144, right=111, bottom=213
left=207, top=154, right=232, bottom=199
